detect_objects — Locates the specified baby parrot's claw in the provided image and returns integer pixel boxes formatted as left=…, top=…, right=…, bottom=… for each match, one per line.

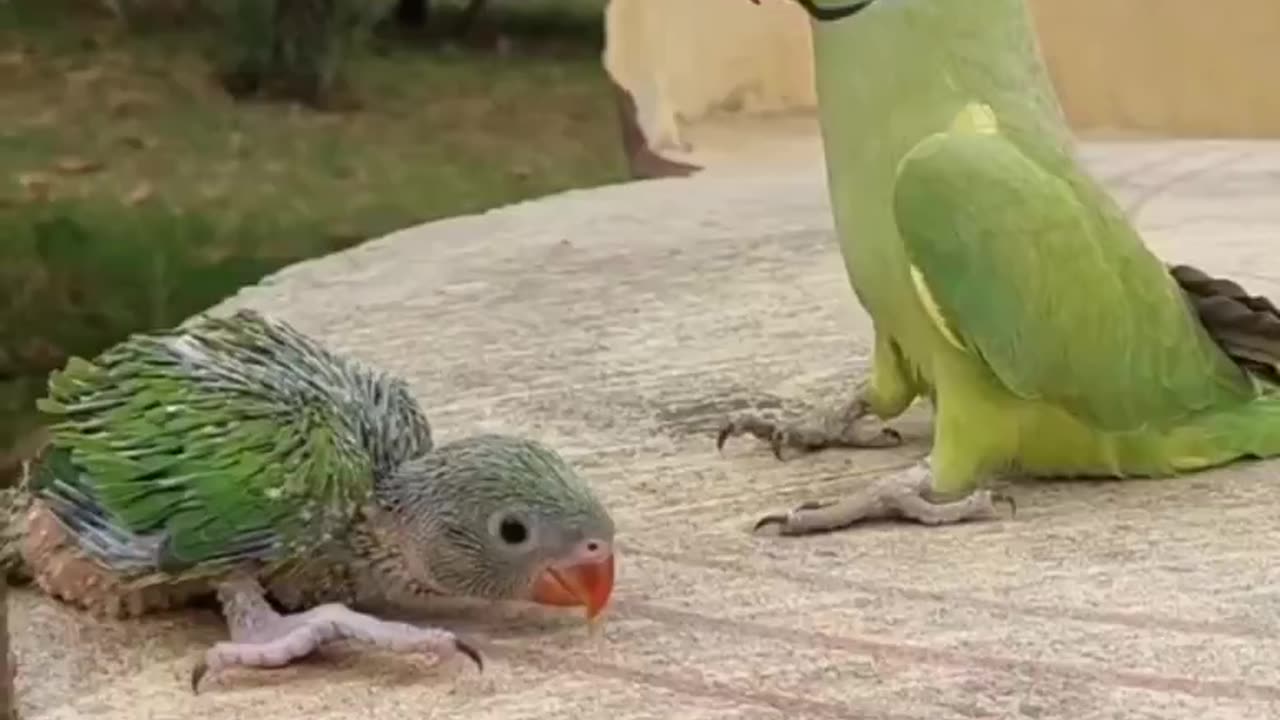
left=454, top=637, right=484, bottom=672
left=190, top=658, right=208, bottom=694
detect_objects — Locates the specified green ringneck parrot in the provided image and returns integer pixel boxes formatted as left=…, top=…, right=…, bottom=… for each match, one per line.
left=719, top=0, right=1280, bottom=534
left=4, top=309, right=615, bottom=691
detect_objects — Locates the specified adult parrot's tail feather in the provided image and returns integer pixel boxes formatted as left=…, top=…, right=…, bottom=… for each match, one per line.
left=1171, top=264, right=1280, bottom=383
left=1165, top=390, right=1280, bottom=472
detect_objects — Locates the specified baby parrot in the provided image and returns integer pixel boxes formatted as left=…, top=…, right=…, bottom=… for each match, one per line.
left=719, top=0, right=1280, bottom=535
left=15, top=309, right=615, bottom=690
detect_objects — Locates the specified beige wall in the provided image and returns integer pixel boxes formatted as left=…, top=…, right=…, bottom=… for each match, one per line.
left=1029, top=0, right=1280, bottom=137
left=603, top=0, right=813, bottom=154
left=603, top=0, right=1280, bottom=156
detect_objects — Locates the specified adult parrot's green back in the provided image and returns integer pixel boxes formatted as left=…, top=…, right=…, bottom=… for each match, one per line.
left=718, top=0, right=1280, bottom=534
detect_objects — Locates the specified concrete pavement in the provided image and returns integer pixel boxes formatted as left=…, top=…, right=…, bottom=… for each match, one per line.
left=10, top=135, right=1280, bottom=720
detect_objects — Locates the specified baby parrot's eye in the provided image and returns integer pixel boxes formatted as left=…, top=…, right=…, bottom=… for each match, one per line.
left=498, top=516, right=529, bottom=545
left=488, top=510, right=535, bottom=549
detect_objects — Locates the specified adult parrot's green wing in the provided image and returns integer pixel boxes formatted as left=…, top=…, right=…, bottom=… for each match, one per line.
left=32, top=311, right=376, bottom=582
left=892, top=106, right=1256, bottom=432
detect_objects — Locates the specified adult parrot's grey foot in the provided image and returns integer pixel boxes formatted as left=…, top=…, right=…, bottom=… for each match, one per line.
left=190, top=577, right=481, bottom=693
left=753, top=461, right=1015, bottom=536
left=716, top=395, right=902, bottom=460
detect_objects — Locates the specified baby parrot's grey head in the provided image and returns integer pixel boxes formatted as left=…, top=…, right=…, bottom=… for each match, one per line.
left=379, top=434, right=616, bottom=619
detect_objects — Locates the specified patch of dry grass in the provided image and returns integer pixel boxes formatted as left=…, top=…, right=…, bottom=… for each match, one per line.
left=0, top=0, right=627, bottom=477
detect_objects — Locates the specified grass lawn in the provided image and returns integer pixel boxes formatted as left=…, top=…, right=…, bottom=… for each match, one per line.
left=0, top=0, right=628, bottom=480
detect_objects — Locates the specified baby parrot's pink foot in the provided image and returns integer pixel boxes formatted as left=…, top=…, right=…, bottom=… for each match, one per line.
left=191, top=577, right=481, bottom=693
left=717, top=395, right=902, bottom=461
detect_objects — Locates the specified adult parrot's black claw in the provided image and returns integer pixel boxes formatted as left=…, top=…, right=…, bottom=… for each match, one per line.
left=455, top=638, right=484, bottom=672
left=769, top=432, right=786, bottom=461
left=715, top=423, right=733, bottom=452
left=753, top=513, right=790, bottom=532
left=753, top=499, right=836, bottom=532
left=716, top=417, right=793, bottom=461
left=993, top=491, right=1017, bottom=518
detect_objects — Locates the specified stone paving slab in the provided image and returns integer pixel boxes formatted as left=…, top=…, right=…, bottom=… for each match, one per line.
left=10, top=139, right=1280, bottom=720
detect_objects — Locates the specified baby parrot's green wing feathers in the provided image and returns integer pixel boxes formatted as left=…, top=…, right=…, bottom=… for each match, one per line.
left=892, top=108, right=1257, bottom=432
left=33, top=310, right=389, bottom=582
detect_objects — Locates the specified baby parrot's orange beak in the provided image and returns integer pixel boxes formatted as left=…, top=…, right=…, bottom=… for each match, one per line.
left=531, top=550, right=616, bottom=620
